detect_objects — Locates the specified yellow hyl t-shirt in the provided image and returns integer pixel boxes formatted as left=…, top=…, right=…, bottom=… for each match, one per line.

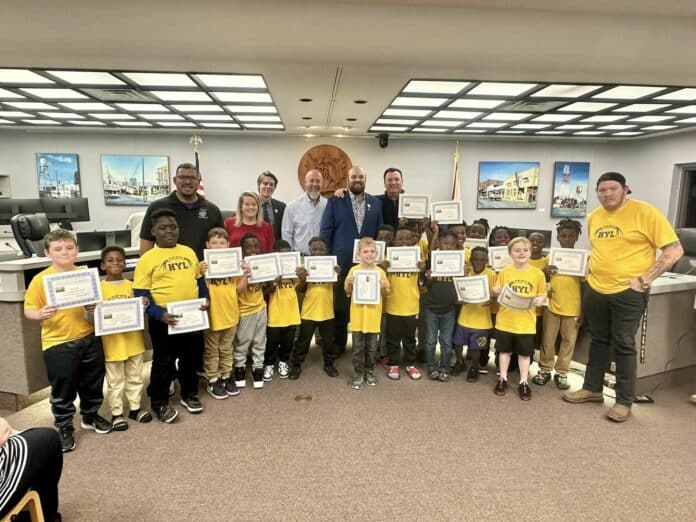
left=346, top=265, right=389, bottom=333
left=457, top=268, right=496, bottom=330
left=238, top=283, right=266, bottom=317
left=548, top=273, right=582, bottom=317
left=385, top=272, right=419, bottom=317
left=24, top=266, right=94, bottom=350
left=207, top=277, right=241, bottom=331
left=528, top=256, right=548, bottom=316
left=268, top=280, right=301, bottom=327
left=133, top=244, right=200, bottom=306
left=301, top=282, right=334, bottom=322
left=495, top=265, right=547, bottom=334
left=99, top=279, right=146, bottom=362
left=588, top=199, right=678, bottom=294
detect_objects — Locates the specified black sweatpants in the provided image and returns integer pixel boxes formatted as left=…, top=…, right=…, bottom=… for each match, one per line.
left=386, top=314, right=418, bottom=366
left=292, top=318, right=336, bottom=366
left=264, top=325, right=296, bottom=365
left=332, top=277, right=351, bottom=352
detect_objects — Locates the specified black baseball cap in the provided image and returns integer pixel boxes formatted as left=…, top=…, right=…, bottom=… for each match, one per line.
left=596, top=171, right=632, bottom=194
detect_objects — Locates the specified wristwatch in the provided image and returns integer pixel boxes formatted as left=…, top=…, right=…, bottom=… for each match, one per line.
left=637, top=276, right=650, bottom=290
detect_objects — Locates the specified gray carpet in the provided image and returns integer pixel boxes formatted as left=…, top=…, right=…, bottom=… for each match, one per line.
left=7, top=348, right=696, bottom=521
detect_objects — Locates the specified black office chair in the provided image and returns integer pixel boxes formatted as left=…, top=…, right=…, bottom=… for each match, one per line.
left=671, top=228, right=696, bottom=274
left=10, top=214, right=50, bottom=257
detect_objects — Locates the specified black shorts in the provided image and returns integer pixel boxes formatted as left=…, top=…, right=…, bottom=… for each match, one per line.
left=494, top=329, right=534, bottom=357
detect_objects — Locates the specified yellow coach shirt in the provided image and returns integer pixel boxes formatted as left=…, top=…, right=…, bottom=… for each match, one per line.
left=385, top=272, right=420, bottom=316
left=207, top=277, right=240, bottom=331
left=495, top=265, right=547, bottom=334
left=100, top=279, right=146, bottom=361
left=268, top=280, right=301, bottom=327
left=588, top=199, right=679, bottom=294
left=457, top=268, right=496, bottom=330
left=133, top=244, right=199, bottom=306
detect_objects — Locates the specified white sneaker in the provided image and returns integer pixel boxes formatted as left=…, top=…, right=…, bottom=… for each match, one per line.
left=263, top=365, right=274, bottom=382
left=278, top=361, right=290, bottom=379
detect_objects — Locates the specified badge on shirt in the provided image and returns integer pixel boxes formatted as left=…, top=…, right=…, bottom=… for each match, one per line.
left=197, top=207, right=208, bottom=219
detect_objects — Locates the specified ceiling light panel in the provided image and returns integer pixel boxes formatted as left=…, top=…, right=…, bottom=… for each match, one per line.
left=140, top=113, right=184, bottom=120
left=213, top=92, right=273, bottom=103
left=392, top=97, right=448, bottom=107
left=531, top=114, right=581, bottom=122
left=613, top=132, right=643, bottom=136
left=114, top=121, right=152, bottom=127
left=0, top=69, right=53, bottom=83
left=530, top=84, right=602, bottom=98
left=483, top=112, right=532, bottom=121
left=467, top=82, right=537, bottom=96
left=433, top=110, right=482, bottom=119
left=0, top=88, right=23, bottom=99
left=449, top=99, right=506, bottom=109
left=172, top=104, right=224, bottom=112
left=200, top=123, right=241, bottom=128
left=593, top=86, right=666, bottom=99
left=667, top=105, right=696, bottom=114
left=244, top=123, right=284, bottom=129
left=375, top=118, right=417, bottom=125
left=5, top=101, right=57, bottom=110
left=0, top=111, right=32, bottom=117
left=370, top=126, right=408, bottom=132
left=497, top=130, right=524, bottom=134
left=573, top=131, right=605, bottom=135
left=512, top=124, right=549, bottom=129
left=383, top=108, right=431, bottom=117
left=598, top=124, right=636, bottom=130
left=412, top=128, right=447, bottom=132
left=90, top=113, right=135, bottom=120
left=20, top=88, right=87, bottom=99
left=60, top=102, right=114, bottom=111
left=236, top=115, right=281, bottom=122
left=195, top=74, right=266, bottom=89
left=655, top=88, right=696, bottom=101
left=0, top=119, right=15, bottom=124
left=641, top=125, right=677, bottom=131
left=614, top=104, right=669, bottom=113
left=150, top=91, right=211, bottom=102
left=70, top=120, right=106, bottom=126
left=224, top=105, right=276, bottom=113
left=556, top=124, right=592, bottom=130
left=403, top=80, right=469, bottom=94
left=156, top=122, right=196, bottom=127
left=628, top=115, right=675, bottom=122
left=123, top=73, right=195, bottom=87
left=23, top=119, right=59, bottom=125
left=559, top=102, right=617, bottom=112
left=189, top=114, right=234, bottom=121
left=116, top=103, right=169, bottom=112
left=49, top=71, right=125, bottom=85
left=676, top=117, right=696, bottom=124
left=467, top=122, right=507, bottom=128
left=39, top=112, right=83, bottom=119
left=581, top=115, right=628, bottom=123
left=536, top=131, right=565, bottom=135
left=421, top=120, right=462, bottom=127
left=453, top=129, right=485, bottom=133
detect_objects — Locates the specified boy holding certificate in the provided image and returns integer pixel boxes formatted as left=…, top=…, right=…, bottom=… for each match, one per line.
left=491, top=237, right=547, bottom=400
left=133, top=209, right=209, bottom=423
left=24, top=229, right=113, bottom=452
left=99, top=246, right=151, bottom=430
left=345, top=237, right=390, bottom=390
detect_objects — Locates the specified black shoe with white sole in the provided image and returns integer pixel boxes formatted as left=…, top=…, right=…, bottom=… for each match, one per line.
left=80, top=414, right=113, bottom=434
left=59, top=427, right=76, bottom=452
left=156, top=405, right=179, bottom=423
left=180, top=394, right=204, bottom=413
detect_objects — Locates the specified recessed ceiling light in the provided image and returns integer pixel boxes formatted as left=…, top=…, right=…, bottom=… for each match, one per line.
left=123, top=72, right=195, bottom=87
left=403, top=80, right=469, bottom=94
left=574, top=131, right=605, bottom=135
left=655, top=88, right=696, bottom=101
left=236, top=115, right=281, bottom=122
left=370, top=126, right=407, bottom=132
left=69, top=120, right=106, bottom=126
left=383, top=108, right=431, bottom=117
left=116, top=103, right=169, bottom=112
left=453, top=129, right=485, bottom=133
left=613, top=132, right=643, bottom=136
left=149, top=91, right=211, bottom=102
left=0, top=69, right=53, bottom=83
left=531, top=113, right=581, bottom=122
left=60, top=102, right=114, bottom=111
left=5, top=101, right=57, bottom=110
left=301, top=116, right=312, bottom=121
left=581, top=115, right=628, bottom=122
left=214, top=92, right=273, bottom=103
left=346, top=117, right=357, bottom=121
left=23, top=119, right=59, bottom=125
left=449, top=99, right=505, bottom=109
left=156, top=122, right=197, bottom=127
left=556, top=124, right=593, bottom=130
left=299, top=98, right=312, bottom=102
left=0, top=111, right=32, bottom=117
left=666, top=105, right=696, bottom=114
left=376, top=118, right=417, bottom=125
left=49, top=71, right=125, bottom=85
left=483, top=112, right=532, bottom=121
left=0, top=88, right=24, bottom=99
left=200, top=123, right=241, bottom=128
left=195, top=74, right=266, bottom=89
left=392, top=97, right=447, bottom=107
left=90, top=113, right=135, bottom=120
left=467, top=82, right=537, bottom=96
left=598, top=124, right=636, bottom=130
left=39, top=112, right=83, bottom=119
left=496, top=130, right=525, bottom=134
left=421, top=120, right=461, bottom=127
left=641, top=125, right=678, bottom=131
left=354, top=100, right=367, bottom=104
left=536, top=131, right=565, bottom=135
left=530, top=84, right=602, bottom=98
left=171, top=104, right=224, bottom=112
left=114, top=121, right=152, bottom=126
left=244, top=123, right=284, bottom=129
left=512, top=124, right=549, bottom=129
left=412, top=128, right=447, bottom=132
left=593, top=86, right=666, bottom=99
left=467, top=122, right=507, bottom=128
left=21, top=88, right=88, bottom=99
left=627, top=115, right=675, bottom=122
left=224, top=105, right=276, bottom=113
left=559, top=102, right=617, bottom=112
left=433, top=110, right=482, bottom=119
left=189, top=114, right=233, bottom=121
left=140, top=113, right=184, bottom=120
left=614, top=104, right=669, bottom=113
left=676, top=117, right=696, bottom=123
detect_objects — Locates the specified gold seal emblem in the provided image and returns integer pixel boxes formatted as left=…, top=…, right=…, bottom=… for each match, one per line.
left=298, top=144, right=352, bottom=197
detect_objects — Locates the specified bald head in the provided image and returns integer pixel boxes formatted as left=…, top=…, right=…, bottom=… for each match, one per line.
left=348, top=166, right=366, bottom=195
left=304, top=169, right=323, bottom=199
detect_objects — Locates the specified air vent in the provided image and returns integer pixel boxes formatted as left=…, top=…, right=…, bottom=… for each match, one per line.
left=82, top=88, right=156, bottom=102
left=498, top=100, right=566, bottom=112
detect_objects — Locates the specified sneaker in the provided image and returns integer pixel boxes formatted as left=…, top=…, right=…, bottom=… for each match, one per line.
left=365, top=370, right=377, bottom=386
left=155, top=405, right=179, bottom=423
left=323, top=363, right=339, bottom=377
left=111, top=415, right=129, bottom=431
left=519, top=381, right=532, bottom=401
left=387, top=365, right=400, bottom=380
left=278, top=361, right=290, bottom=379
left=263, top=364, right=274, bottom=382
left=207, top=380, right=228, bottom=400
left=288, top=365, right=302, bottom=380
left=234, top=367, right=247, bottom=388
left=562, top=389, right=604, bottom=403
left=554, top=373, right=571, bottom=390
left=351, top=373, right=365, bottom=390
left=180, top=394, right=204, bottom=413
left=428, top=369, right=440, bottom=380
left=252, top=368, right=264, bottom=389
left=467, top=367, right=479, bottom=382
left=532, top=371, right=551, bottom=386
left=80, top=414, right=113, bottom=434
left=494, top=378, right=508, bottom=396
left=223, top=378, right=240, bottom=396
left=58, top=427, right=76, bottom=452
left=128, top=409, right=152, bottom=423
left=406, top=366, right=422, bottom=380
left=438, top=372, right=450, bottom=382
left=606, top=403, right=632, bottom=422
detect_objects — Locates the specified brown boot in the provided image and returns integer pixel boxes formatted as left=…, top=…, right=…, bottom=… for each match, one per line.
left=562, top=389, right=604, bottom=403
left=606, top=403, right=632, bottom=422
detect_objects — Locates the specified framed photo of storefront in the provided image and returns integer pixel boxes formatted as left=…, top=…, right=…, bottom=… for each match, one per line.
left=477, top=161, right=540, bottom=210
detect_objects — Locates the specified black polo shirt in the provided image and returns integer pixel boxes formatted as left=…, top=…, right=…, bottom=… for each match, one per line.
left=140, top=191, right=223, bottom=259
left=377, top=192, right=400, bottom=230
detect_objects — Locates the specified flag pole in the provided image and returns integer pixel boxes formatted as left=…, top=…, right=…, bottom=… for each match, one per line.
left=451, top=140, right=461, bottom=200
left=189, top=134, right=205, bottom=198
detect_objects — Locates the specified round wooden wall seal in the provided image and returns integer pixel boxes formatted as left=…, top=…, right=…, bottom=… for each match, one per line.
left=297, top=144, right=352, bottom=197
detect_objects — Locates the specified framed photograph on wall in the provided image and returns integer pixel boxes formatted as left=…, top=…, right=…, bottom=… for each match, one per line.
left=35, top=153, right=81, bottom=199
left=551, top=162, right=590, bottom=218
left=101, top=155, right=170, bottom=206
left=477, top=161, right=540, bottom=209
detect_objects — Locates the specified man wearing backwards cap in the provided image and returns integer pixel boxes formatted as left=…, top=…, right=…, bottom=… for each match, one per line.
left=562, top=172, right=683, bottom=422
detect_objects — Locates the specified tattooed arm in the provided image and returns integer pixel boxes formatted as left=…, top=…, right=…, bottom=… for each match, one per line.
left=629, top=241, right=684, bottom=292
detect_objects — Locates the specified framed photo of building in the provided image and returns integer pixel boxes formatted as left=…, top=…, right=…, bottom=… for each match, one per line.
left=35, top=153, right=81, bottom=199
left=477, top=161, right=540, bottom=210
left=551, top=162, right=590, bottom=218
left=101, top=155, right=170, bottom=206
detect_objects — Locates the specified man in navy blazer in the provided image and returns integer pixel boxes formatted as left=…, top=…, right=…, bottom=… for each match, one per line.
left=320, top=166, right=383, bottom=355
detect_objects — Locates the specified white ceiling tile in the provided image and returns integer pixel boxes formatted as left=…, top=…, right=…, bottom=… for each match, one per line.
left=49, top=71, right=125, bottom=85
left=403, top=80, right=469, bottom=94
left=195, top=74, right=266, bottom=89
left=432, top=110, right=482, bottom=119
left=483, top=112, right=532, bottom=121
left=559, top=102, right=617, bottom=112
left=214, top=92, right=273, bottom=103
left=0, top=69, right=53, bottom=83
left=383, top=108, right=431, bottom=117
left=614, top=103, right=669, bottom=112
left=392, top=97, right=448, bottom=107
left=530, top=84, right=602, bottom=98
left=123, top=73, right=195, bottom=87
left=449, top=99, right=505, bottom=109
left=467, top=82, right=537, bottom=96
left=655, top=88, right=696, bottom=101
left=531, top=113, right=581, bottom=122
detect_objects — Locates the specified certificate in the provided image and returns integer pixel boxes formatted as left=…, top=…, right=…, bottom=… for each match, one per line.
left=463, top=238, right=488, bottom=250
left=498, top=284, right=535, bottom=310
left=386, top=246, right=420, bottom=272
left=204, top=247, right=243, bottom=279
left=398, top=193, right=430, bottom=219
left=548, top=248, right=588, bottom=277
left=305, top=256, right=338, bottom=282
left=43, top=267, right=102, bottom=309
left=488, top=246, right=513, bottom=271
left=246, top=253, right=281, bottom=284
left=167, top=298, right=210, bottom=335
left=430, top=250, right=465, bottom=277
left=352, top=270, right=381, bottom=305
left=453, top=275, right=490, bottom=304
left=95, top=297, right=144, bottom=336
left=352, top=239, right=385, bottom=263
left=278, top=252, right=301, bottom=279
left=431, top=200, right=462, bottom=225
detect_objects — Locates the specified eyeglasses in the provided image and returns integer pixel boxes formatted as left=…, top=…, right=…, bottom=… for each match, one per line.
left=176, top=175, right=200, bottom=183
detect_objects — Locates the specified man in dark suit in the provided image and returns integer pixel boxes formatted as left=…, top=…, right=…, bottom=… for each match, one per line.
left=320, top=166, right=383, bottom=354
left=257, top=171, right=286, bottom=240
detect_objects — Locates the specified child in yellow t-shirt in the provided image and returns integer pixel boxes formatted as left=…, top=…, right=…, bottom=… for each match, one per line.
left=292, top=236, right=340, bottom=379
left=491, top=236, right=547, bottom=401
left=263, top=240, right=301, bottom=382
left=376, top=225, right=395, bottom=363
left=345, top=237, right=390, bottom=389
left=24, top=229, right=113, bottom=452
left=528, top=231, right=548, bottom=351
left=199, top=227, right=243, bottom=400
left=99, top=246, right=151, bottom=430
left=533, top=219, right=583, bottom=390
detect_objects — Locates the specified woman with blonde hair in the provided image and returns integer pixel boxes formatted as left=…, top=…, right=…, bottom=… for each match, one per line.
left=224, top=191, right=275, bottom=253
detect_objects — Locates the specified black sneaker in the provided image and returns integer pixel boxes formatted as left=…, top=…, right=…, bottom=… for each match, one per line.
left=223, top=378, right=240, bottom=396
left=156, top=405, right=179, bottom=423
left=467, top=367, right=480, bottom=382
left=234, top=366, right=247, bottom=388
left=288, top=365, right=302, bottom=380
left=111, top=415, right=129, bottom=431
left=519, top=381, right=532, bottom=401
left=128, top=409, right=153, bottom=423
left=252, top=368, right=264, bottom=389
left=180, top=394, right=204, bottom=413
left=58, top=427, right=76, bottom=452
left=80, top=414, right=113, bottom=434
left=207, top=380, right=228, bottom=400
left=494, top=378, right=508, bottom=396
left=323, top=363, right=339, bottom=377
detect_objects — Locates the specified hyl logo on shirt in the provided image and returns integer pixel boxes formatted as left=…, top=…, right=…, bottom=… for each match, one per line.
left=509, top=280, right=533, bottom=295
left=594, top=225, right=621, bottom=240
left=159, top=256, right=193, bottom=272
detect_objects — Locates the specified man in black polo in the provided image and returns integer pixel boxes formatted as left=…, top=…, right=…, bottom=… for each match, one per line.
left=140, top=163, right=223, bottom=259
left=377, top=167, right=404, bottom=229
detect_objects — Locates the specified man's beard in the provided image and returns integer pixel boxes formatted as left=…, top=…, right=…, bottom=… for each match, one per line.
left=349, top=183, right=364, bottom=195
left=307, top=190, right=321, bottom=200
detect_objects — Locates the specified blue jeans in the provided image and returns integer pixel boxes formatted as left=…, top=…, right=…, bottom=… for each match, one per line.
left=424, top=308, right=455, bottom=372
